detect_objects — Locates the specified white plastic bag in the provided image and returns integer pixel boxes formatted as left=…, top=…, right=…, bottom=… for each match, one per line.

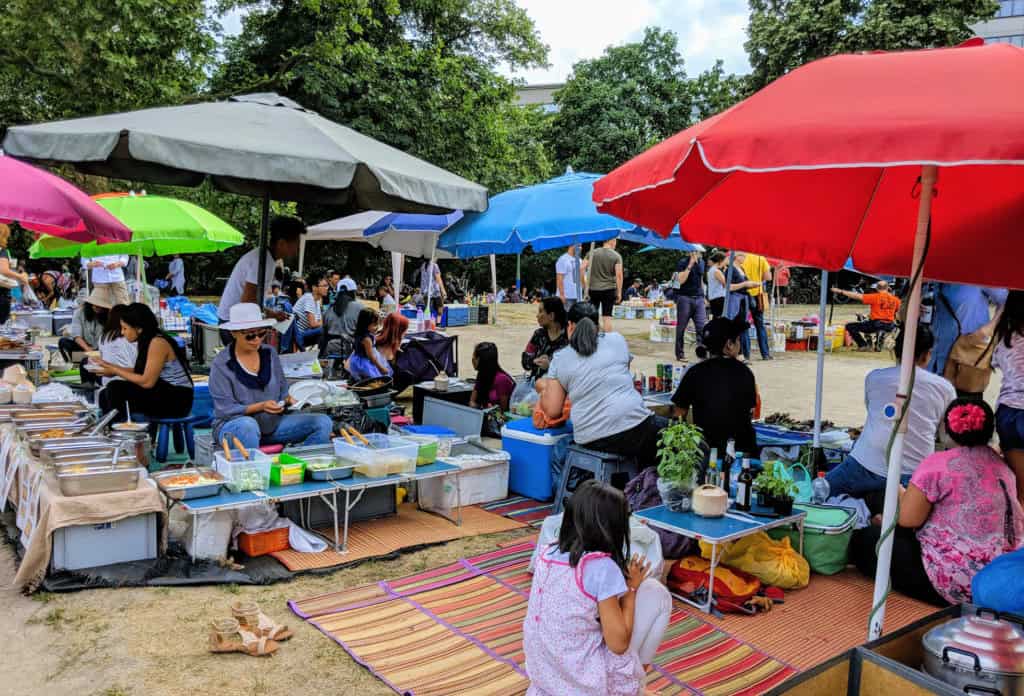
left=287, top=521, right=328, bottom=553
left=529, top=512, right=664, bottom=578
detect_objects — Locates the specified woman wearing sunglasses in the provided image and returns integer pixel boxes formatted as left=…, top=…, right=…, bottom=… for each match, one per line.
left=209, top=303, right=332, bottom=451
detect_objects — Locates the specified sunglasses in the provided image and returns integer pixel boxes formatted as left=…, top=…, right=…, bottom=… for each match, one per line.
left=243, top=329, right=269, bottom=341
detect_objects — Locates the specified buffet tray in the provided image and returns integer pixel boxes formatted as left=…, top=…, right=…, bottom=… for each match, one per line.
left=303, top=455, right=355, bottom=481
left=57, top=467, right=143, bottom=497
left=30, top=436, right=112, bottom=456
left=153, top=468, right=226, bottom=500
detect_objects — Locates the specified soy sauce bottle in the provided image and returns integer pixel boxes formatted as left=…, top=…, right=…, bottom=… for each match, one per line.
left=735, top=460, right=754, bottom=511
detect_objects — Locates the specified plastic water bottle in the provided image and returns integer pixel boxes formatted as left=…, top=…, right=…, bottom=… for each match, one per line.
left=811, top=471, right=830, bottom=504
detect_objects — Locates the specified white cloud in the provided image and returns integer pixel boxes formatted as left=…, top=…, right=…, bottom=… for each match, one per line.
left=506, top=0, right=751, bottom=84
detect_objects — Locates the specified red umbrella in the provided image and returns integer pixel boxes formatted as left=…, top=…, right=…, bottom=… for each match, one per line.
left=0, top=155, right=132, bottom=242
left=593, top=40, right=1024, bottom=640
left=593, top=40, right=1024, bottom=287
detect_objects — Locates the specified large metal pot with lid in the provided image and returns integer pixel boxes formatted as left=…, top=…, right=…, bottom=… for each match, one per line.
left=922, top=608, right=1024, bottom=695
left=108, top=423, right=152, bottom=472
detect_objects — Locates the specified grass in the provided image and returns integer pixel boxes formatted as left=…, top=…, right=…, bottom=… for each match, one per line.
left=31, top=592, right=55, bottom=604
left=219, top=583, right=241, bottom=595
left=96, top=688, right=130, bottom=696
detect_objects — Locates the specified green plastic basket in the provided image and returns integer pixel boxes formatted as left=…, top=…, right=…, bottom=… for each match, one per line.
left=769, top=502, right=857, bottom=575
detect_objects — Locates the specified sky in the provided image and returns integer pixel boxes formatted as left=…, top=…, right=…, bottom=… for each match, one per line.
left=504, top=0, right=752, bottom=84
left=220, top=1, right=753, bottom=84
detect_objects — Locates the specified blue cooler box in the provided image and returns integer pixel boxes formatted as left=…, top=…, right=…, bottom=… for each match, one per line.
left=501, top=418, right=573, bottom=500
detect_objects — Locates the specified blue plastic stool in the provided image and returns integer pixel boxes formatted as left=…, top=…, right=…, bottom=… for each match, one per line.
left=553, top=444, right=639, bottom=515
left=148, top=416, right=197, bottom=466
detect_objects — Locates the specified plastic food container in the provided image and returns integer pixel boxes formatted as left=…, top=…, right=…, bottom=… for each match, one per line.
left=271, top=455, right=305, bottom=486
left=213, top=449, right=272, bottom=492
left=333, top=434, right=418, bottom=478
left=404, top=435, right=439, bottom=465
left=302, top=455, right=354, bottom=481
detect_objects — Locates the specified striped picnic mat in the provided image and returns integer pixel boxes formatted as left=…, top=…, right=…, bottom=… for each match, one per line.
left=290, top=542, right=797, bottom=695
left=480, top=496, right=555, bottom=528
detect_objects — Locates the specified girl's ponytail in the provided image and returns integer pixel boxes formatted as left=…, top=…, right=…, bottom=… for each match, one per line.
left=568, top=301, right=601, bottom=357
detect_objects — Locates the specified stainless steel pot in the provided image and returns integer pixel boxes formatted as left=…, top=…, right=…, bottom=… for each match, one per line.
left=922, top=609, right=1024, bottom=695
left=108, top=429, right=152, bottom=472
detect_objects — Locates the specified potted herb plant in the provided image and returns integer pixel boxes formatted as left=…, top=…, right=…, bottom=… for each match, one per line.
left=754, top=461, right=799, bottom=516
left=656, top=421, right=704, bottom=512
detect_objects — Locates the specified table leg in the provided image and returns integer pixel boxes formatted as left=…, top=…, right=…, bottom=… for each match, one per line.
left=798, top=518, right=805, bottom=556
left=190, top=513, right=199, bottom=563
left=456, top=472, right=462, bottom=527
left=332, top=489, right=340, bottom=553
left=706, top=542, right=719, bottom=614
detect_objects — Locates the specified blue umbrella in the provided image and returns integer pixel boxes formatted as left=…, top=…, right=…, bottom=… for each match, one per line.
left=620, top=225, right=703, bottom=252
left=438, top=169, right=636, bottom=258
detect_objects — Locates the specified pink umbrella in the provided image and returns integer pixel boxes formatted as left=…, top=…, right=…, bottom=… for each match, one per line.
left=0, top=155, right=132, bottom=242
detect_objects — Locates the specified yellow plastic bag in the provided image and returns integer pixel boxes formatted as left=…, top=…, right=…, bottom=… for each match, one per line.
left=699, top=531, right=810, bottom=589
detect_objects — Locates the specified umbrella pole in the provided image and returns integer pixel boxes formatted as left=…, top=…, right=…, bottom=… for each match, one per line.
left=426, top=245, right=437, bottom=321
left=490, top=254, right=498, bottom=324
left=298, top=237, right=306, bottom=275
left=256, top=193, right=271, bottom=309
left=812, top=269, right=828, bottom=460
left=390, top=251, right=402, bottom=306
left=516, top=253, right=521, bottom=293
left=869, top=165, right=936, bottom=640
left=136, top=252, right=143, bottom=303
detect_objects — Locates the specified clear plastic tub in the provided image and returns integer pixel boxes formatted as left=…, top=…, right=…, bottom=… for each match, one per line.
left=213, top=449, right=272, bottom=492
left=333, top=434, right=418, bottom=478
left=404, top=435, right=440, bottom=465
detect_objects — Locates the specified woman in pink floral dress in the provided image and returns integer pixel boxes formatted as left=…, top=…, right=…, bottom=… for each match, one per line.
left=523, top=480, right=671, bottom=696
left=899, top=399, right=1024, bottom=604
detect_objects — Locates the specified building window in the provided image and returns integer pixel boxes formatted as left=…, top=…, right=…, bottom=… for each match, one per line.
left=989, top=34, right=1024, bottom=47
left=997, top=0, right=1024, bottom=17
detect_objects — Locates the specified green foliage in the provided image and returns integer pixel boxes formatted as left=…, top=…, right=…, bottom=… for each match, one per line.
left=753, top=461, right=798, bottom=500
left=746, top=0, right=999, bottom=91
left=0, top=0, right=217, bottom=127
left=657, top=421, right=704, bottom=487
left=547, top=27, right=694, bottom=173
left=688, top=61, right=750, bottom=121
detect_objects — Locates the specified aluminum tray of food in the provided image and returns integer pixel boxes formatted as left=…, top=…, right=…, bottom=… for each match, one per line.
left=44, top=450, right=138, bottom=468
left=55, top=459, right=139, bottom=474
left=12, top=409, right=87, bottom=422
left=57, top=467, right=143, bottom=497
left=30, top=436, right=113, bottom=455
left=19, top=424, right=89, bottom=440
left=152, top=468, right=226, bottom=500
left=302, top=455, right=355, bottom=481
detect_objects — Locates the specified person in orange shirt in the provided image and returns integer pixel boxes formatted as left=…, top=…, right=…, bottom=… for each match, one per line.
left=832, top=280, right=902, bottom=351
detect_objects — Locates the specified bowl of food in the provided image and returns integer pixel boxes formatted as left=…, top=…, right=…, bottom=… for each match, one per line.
left=112, top=422, right=148, bottom=432
left=349, top=377, right=393, bottom=396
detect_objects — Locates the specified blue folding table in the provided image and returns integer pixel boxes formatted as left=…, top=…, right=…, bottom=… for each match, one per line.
left=634, top=504, right=805, bottom=614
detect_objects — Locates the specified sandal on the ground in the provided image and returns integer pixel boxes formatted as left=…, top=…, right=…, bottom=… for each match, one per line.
left=208, top=618, right=279, bottom=657
left=231, top=600, right=294, bottom=641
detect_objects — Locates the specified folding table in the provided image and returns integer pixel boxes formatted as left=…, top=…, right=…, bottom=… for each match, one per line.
left=634, top=504, right=805, bottom=614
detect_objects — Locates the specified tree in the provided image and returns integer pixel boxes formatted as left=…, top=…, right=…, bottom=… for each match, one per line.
left=688, top=60, right=749, bottom=121
left=547, top=27, right=693, bottom=174
left=746, top=0, right=999, bottom=91
left=0, top=0, right=216, bottom=127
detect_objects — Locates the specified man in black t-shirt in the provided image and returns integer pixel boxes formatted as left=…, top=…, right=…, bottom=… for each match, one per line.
left=671, top=317, right=758, bottom=454
left=673, top=251, right=707, bottom=363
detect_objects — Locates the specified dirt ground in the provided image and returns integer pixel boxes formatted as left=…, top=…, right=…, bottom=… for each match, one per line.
left=0, top=303, right=1000, bottom=696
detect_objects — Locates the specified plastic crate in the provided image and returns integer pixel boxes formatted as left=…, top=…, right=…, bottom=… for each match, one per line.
left=237, top=527, right=290, bottom=557
left=442, top=304, right=470, bottom=327
left=271, top=454, right=306, bottom=486
left=213, top=449, right=273, bottom=492
left=333, top=433, right=418, bottom=477
left=51, top=513, right=158, bottom=571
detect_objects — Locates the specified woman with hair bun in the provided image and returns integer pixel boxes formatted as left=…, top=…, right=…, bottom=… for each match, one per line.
left=538, top=302, right=664, bottom=471
left=854, top=398, right=1024, bottom=605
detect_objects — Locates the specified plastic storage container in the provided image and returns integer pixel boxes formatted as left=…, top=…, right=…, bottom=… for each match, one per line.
left=419, top=443, right=510, bottom=510
left=271, top=455, right=306, bottom=486
left=52, top=310, right=74, bottom=336
left=501, top=418, right=573, bottom=500
left=189, top=382, right=213, bottom=428
left=213, top=449, right=273, bottom=492
left=441, top=304, right=470, bottom=327
left=399, top=425, right=456, bottom=458
left=404, top=435, right=439, bottom=465
left=237, top=527, right=290, bottom=557
left=51, top=512, right=158, bottom=571
left=768, top=502, right=857, bottom=575
left=333, top=434, right=418, bottom=478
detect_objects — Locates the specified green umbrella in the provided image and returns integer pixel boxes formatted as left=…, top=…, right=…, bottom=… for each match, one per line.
left=29, top=194, right=245, bottom=259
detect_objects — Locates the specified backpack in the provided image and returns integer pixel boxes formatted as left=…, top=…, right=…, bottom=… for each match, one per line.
left=624, top=468, right=696, bottom=559
left=938, top=289, right=998, bottom=394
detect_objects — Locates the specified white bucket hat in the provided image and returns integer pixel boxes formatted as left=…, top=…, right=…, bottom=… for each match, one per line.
left=221, top=303, right=275, bottom=331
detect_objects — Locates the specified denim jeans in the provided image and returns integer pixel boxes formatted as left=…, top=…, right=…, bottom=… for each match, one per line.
left=674, top=295, right=707, bottom=360
left=749, top=301, right=771, bottom=359
left=825, top=453, right=911, bottom=499
left=845, top=319, right=894, bottom=349
left=296, top=327, right=322, bottom=350
left=217, top=413, right=334, bottom=451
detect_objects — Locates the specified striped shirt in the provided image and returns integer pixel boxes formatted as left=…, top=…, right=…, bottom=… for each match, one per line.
left=293, top=293, right=322, bottom=332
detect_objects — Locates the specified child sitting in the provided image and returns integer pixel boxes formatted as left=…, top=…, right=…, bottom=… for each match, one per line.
left=347, top=308, right=392, bottom=381
left=524, top=480, right=671, bottom=696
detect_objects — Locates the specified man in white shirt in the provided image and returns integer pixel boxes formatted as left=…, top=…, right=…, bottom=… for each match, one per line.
left=217, top=216, right=305, bottom=340
left=418, top=258, right=446, bottom=317
left=166, top=255, right=186, bottom=296
left=555, top=246, right=580, bottom=311
left=83, top=254, right=130, bottom=306
left=826, top=325, right=956, bottom=501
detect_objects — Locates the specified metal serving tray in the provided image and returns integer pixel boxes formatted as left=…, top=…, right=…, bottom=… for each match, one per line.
left=44, top=449, right=137, bottom=467
left=303, top=455, right=355, bottom=481
left=152, top=468, right=226, bottom=500
left=57, top=467, right=143, bottom=497
left=31, top=436, right=113, bottom=456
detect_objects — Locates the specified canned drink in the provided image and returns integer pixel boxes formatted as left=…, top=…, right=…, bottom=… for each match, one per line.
left=648, top=376, right=657, bottom=392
